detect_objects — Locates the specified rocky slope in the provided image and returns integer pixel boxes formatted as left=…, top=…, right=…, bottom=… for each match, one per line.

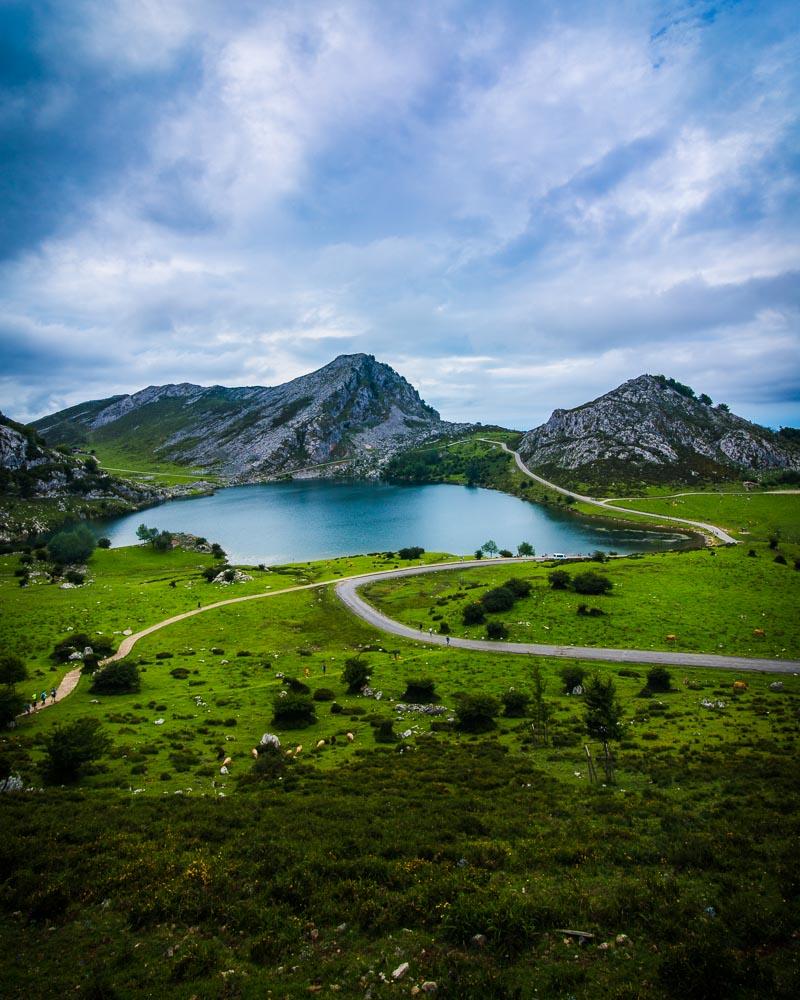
left=0, top=413, right=168, bottom=544
left=518, top=374, right=800, bottom=488
left=33, top=354, right=465, bottom=480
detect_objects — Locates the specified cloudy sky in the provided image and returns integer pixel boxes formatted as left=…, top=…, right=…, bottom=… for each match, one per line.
left=1, top=0, right=798, bottom=430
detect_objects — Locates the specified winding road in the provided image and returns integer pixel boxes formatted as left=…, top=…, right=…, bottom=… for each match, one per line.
left=478, top=440, right=739, bottom=545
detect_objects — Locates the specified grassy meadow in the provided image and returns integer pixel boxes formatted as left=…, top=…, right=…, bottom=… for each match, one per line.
left=0, top=494, right=799, bottom=997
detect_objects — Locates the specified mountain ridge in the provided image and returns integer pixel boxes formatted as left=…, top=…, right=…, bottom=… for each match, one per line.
left=32, top=354, right=467, bottom=480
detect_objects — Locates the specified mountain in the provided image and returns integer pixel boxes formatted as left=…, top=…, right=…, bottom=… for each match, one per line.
left=32, top=354, right=464, bottom=480
left=518, top=374, right=800, bottom=488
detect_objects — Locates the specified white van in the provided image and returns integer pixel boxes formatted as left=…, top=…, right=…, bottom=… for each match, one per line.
left=552, top=552, right=566, bottom=559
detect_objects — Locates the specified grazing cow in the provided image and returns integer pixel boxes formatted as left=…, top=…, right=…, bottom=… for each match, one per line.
left=733, top=681, right=748, bottom=693
left=753, top=628, right=765, bottom=637
left=315, top=739, right=325, bottom=750
left=346, top=732, right=355, bottom=743
left=222, top=756, right=233, bottom=767
left=665, top=634, right=677, bottom=643
left=251, top=748, right=258, bottom=759
left=295, top=745, right=303, bottom=755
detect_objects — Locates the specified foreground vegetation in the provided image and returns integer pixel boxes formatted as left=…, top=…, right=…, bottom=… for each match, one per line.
left=1, top=491, right=799, bottom=997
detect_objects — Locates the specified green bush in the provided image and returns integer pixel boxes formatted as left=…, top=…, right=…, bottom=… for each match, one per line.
left=312, top=687, right=336, bottom=701
left=272, top=692, right=316, bottom=728
left=501, top=690, right=530, bottom=717
left=47, top=524, right=96, bottom=564
left=438, top=621, right=451, bottom=634
left=97, top=537, right=111, bottom=549
left=573, top=571, right=613, bottom=595
left=374, top=720, right=398, bottom=744
left=505, top=577, right=532, bottom=598
left=485, top=621, right=508, bottom=640
left=400, top=678, right=437, bottom=703
left=481, top=586, right=516, bottom=613
left=41, top=718, right=111, bottom=783
left=646, top=666, right=672, bottom=692
left=462, top=602, right=485, bottom=626
left=90, top=659, right=141, bottom=694
left=284, top=676, right=310, bottom=695
left=559, top=664, right=586, bottom=693
left=548, top=570, right=571, bottom=590
left=398, top=546, right=425, bottom=559
left=454, top=693, right=500, bottom=732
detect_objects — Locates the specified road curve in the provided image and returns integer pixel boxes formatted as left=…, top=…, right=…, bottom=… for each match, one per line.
left=478, top=439, right=738, bottom=545
left=336, top=562, right=800, bottom=674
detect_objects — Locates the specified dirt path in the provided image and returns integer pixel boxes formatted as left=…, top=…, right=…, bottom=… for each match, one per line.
left=21, top=665, right=82, bottom=715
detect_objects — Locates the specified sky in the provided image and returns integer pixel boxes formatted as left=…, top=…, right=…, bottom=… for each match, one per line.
left=1, top=0, right=798, bottom=431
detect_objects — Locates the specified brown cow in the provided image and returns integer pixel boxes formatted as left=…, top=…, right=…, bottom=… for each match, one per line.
left=733, top=681, right=748, bottom=693
left=665, top=634, right=677, bottom=643
left=753, top=628, right=765, bottom=637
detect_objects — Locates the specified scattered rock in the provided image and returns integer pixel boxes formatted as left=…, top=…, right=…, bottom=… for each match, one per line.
left=421, top=983, right=438, bottom=994
left=391, top=962, right=409, bottom=980
left=471, top=934, right=487, bottom=948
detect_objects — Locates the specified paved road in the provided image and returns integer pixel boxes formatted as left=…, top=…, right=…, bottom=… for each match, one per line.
left=478, top=439, right=738, bottom=545
left=336, top=561, right=800, bottom=674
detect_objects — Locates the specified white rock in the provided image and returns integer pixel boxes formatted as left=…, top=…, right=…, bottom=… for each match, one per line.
left=392, top=962, right=409, bottom=980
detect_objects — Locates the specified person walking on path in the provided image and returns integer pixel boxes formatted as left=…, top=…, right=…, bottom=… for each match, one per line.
left=40, top=691, right=47, bottom=708
left=50, top=688, right=57, bottom=703
left=31, top=694, right=38, bottom=711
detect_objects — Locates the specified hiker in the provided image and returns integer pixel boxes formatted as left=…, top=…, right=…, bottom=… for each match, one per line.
left=50, top=688, right=57, bottom=703
left=321, top=662, right=326, bottom=675
left=40, top=690, right=47, bottom=707
left=32, top=694, right=38, bottom=710
left=446, top=636, right=450, bottom=646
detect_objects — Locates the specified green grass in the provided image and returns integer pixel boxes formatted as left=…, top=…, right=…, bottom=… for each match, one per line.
left=363, top=543, right=800, bottom=659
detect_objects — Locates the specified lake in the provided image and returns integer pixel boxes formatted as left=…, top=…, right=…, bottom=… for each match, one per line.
left=94, top=480, right=691, bottom=565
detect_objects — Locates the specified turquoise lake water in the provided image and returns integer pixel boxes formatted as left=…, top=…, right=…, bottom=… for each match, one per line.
left=95, top=480, right=691, bottom=565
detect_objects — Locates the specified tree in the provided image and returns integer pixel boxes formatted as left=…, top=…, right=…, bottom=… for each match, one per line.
left=341, top=656, right=370, bottom=693
left=517, top=541, right=535, bottom=556
left=152, top=530, right=174, bottom=552
left=0, top=654, right=27, bottom=726
left=398, top=546, right=425, bottom=560
left=272, top=692, right=316, bottom=728
left=573, top=571, right=613, bottom=595
left=453, top=693, right=500, bottom=732
left=501, top=689, right=529, bottom=717
left=482, top=540, right=499, bottom=557
left=136, top=524, right=159, bottom=546
left=548, top=569, right=571, bottom=590
left=481, top=586, right=515, bottom=612
left=47, top=525, right=96, bottom=564
left=210, top=542, right=226, bottom=560
left=560, top=664, right=586, bottom=693
left=473, top=549, right=483, bottom=560
left=97, top=537, right=112, bottom=549
left=462, top=602, right=486, bottom=626
left=699, top=393, right=713, bottom=406
left=530, top=666, right=550, bottom=744
left=401, top=678, right=437, bottom=703
left=42, top=718, right=111, bottom=783
left=485, top=621, right=508, bottom=640
left=584, top=674, right=623, bottom=742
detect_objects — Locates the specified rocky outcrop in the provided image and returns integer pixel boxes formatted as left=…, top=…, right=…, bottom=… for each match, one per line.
left=519, top=375, right=800, bottom=484
left=34, top=354, right=466, bottom=479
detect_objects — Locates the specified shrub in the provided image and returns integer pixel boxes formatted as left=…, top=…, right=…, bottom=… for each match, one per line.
left=401, top=678, right=437, bottom=703
left=560, top=664, right=586, bottom=693
left=773, top=554, right=787, bottom=565
left=501, top=690, right=530, bottom=717
left=284, top=677, right=310, bottom=695
left=210, top=543, right=226, bottom=559
left=462, top=602, right=486, bottom=626
left=42, top=718, right=111, bottom=783
left=330, top=702, right=343, bottom=714
left=591, top=550, right=608, bottom=562
left=0, top=654, right=27, bottom=686
left=505, top=577, right=532, bottom=598
left=573, top=571, right=613, bottom=595
left=313, top=687, right=336, bottom=701
left=0, top=688, right=25, bottom=727
left=398, top=546, right=424, bottom=560
left=155, top=651, right=174, bottom=660
left=486, top=621, right=508, bottom=640
left=272, top=692, right=316, bottom=728
left=97, top=537, right=111, bottom=549
left=498, top=549, right=513, bottom=558
left=52, top=633, right=114, bottom=664
left=47, top=524, right=96, bottom=564
left=747, top=549, right=757, bottom=557
left=170, top=667, right=191, bottom=680
left=251, top=742, right=288, bottom=780
left=577, top=604, right=605, bottom=616
left=481, top=586, right=516, bottom=613
left=374, top=720, right=398, bottom=744
left=90, top=659, right=141, bottom=695
left=342, top=656, right=370, bottom=693
left=548, top=570, right=571, bottom=590
left=454, top=693, right=500, bottom=732
left=65, top=570, right=85, bottom=585
left=438, top=621, right=451, bottom=634
left=646, top=666, right=672, bottom=692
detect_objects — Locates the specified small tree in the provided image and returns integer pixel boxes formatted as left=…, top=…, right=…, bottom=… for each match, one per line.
left=0, top=654, right=27, bottom=726
left=136, top=524, right=159, bottom=546
left=398, top=546, right=425, bottom=560
left=48, top=525, right=97, bottom=564
left=473, top=549, right=483, bottom=560
left=42, top=718, right=111, bottom=783
left=342, top=656, right=370, bottom=693
left=548, top=570, right=571, bottom=590
left=584, top=674, right=623, bottom=742
left=0, top=654, right=27, bottom=687
left=97, top=537, right=112, bottom=549
left=210, top=542, right=226, bottom=560
left=482, top=540, right=499, bottom=557
left=530, top=665, right=550, bottom=744
left=374, top=719, right=398, bottom=744
left=505, top=577, right=532, bottom=598
left=152, top=530, right=174, bottom=552
left=517, top=541, right=535, bottom=556
left=454, top=693, right=500, bottom=732
left=573, top=571, right=613, bottom=595
left=481, top=586, right=515, bottom=612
